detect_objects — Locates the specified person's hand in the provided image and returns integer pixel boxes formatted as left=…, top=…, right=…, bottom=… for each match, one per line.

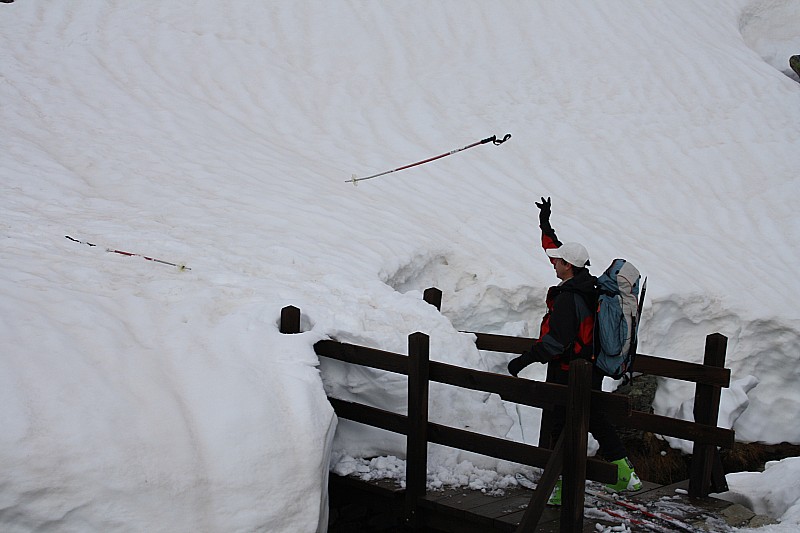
left=535, top=196, right=551, bottom=225
left=507, top=351, right=535, bottom=377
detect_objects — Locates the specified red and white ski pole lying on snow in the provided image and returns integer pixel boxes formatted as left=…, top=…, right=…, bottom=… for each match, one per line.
left=586, top=489, right=698, bottom=533
left=65, top=236, right=191, bottom=271
left=345, top=133, right=511, bottom=185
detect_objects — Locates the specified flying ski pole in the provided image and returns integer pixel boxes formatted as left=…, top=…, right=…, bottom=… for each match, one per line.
left=345, top=133, right=511, bottom=185
left=65, top=236, right=191, bottom=271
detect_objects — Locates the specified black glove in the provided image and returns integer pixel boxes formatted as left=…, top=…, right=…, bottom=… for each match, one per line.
left=508, top=350, right=535, bottom=377
left=535, top=196, right=551, bottom=226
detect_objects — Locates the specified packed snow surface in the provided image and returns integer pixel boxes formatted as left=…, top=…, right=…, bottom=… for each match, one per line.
left=1, top=1, right=799, bottom=531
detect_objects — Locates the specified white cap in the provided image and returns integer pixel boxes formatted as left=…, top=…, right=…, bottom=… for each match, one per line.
left=546, top=242, right=590, bottom=268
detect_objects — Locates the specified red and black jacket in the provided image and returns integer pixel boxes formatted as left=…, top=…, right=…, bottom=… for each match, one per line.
left=532, top=220, right=597, bottom=369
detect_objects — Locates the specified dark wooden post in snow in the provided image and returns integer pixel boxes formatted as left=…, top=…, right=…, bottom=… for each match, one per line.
left=405, top=332, right=430, bottom=528
left=561, top=358, right=592, bottom=531
left=423, top=287, right=442, bottom=311
left=280, top=305, right=301, bottom=334
left=689, top=333, right=728, bottom=497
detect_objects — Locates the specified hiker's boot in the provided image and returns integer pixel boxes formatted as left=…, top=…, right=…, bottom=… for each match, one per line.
left=606, top=457, right=642, bottom=493
left=547, top=478, right=562, bottom=506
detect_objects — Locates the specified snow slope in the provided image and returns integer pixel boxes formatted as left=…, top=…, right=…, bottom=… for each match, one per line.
left=1, top=1, right=799, bottom=531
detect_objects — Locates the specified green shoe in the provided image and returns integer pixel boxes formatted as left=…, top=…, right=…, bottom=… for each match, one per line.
left=547, top=479, right=562, bottom=506
left=606, top=457, right=642, bottom=493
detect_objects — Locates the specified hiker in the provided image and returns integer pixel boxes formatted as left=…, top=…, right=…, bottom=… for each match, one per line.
left=507, top=197, right=641, bottom=505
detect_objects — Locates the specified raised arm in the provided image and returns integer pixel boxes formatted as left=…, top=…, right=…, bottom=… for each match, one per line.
left=537, top=196, right=562, bottom=253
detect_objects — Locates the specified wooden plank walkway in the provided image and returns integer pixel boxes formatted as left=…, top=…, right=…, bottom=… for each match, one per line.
left=329, top=474, right=750, bottom=532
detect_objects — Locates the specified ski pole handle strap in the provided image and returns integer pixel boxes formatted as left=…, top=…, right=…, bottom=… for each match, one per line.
left=481, top=133, right=512, bottom=145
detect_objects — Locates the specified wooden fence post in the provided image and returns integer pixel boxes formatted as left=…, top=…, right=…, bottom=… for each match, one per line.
left=689, top=333, right=728, bottom=497
left=561, top=359, right=592, bottom=531
left=280, top=305, right=301, bottom=334
left=423, top=287, right=442, bottom=311
left=405, top=332, right=430, bottom=528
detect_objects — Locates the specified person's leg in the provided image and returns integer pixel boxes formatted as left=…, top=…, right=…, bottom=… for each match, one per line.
left=548, top=364, right=569, bottom=448
left=588, top=370, right=627, bottom=461
left=545, top=364, right=568, bottom=505
left=588, top=369, right=642, bottom=492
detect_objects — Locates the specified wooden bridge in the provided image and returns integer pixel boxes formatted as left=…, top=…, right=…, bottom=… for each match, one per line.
left=327, top=474, right=742, bottom=532
left=280, top=287, right=736, bottom=532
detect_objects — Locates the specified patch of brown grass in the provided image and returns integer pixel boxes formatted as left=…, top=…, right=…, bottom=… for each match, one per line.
left=621, top=433, right=800, bottom=485
left=721, top=442, right=800, bottom=473
left=626, top=433, right=690, bottom=485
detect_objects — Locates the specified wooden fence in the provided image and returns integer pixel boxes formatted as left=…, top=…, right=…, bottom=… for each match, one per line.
left=279, top=287, right=734, bottom=532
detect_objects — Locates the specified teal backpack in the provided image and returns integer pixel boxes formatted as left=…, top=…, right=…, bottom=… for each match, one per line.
left=593, top=259, right=645, bottom=380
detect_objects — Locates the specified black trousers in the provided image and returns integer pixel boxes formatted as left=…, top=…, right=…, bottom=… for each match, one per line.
left=548, top=362, right=628, bottom=462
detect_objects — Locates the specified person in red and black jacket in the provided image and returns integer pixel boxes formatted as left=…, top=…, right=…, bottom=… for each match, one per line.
left=507, top=196, right=597, bottom=375
left=507, top=197, right=641, bottom=503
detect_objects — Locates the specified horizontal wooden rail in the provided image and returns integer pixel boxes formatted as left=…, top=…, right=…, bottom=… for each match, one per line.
left=329, top=397, right=408, bottom=435
left=429, top=360, right=630, bottom=418
left=465, top=331, right=532, bottom=354
left=635, top=353, right=730, bottom=387
left=329, top=397, right=617, bottom=484
left=431, top=423, right=614, bottom=483
left=315, top=340, right=408, bottom=374
left=466, top=332, right=731, bottom=387
left=614, top=411, right=734, bottom=448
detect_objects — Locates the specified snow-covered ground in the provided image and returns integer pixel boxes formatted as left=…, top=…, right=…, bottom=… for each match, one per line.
left=1, top=1, right=799, bottom=531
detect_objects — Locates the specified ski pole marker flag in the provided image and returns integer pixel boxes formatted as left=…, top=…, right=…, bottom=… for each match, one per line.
left=346, top=133, right=511, bottom=185
left=66, top=236, right=191, bottom=271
